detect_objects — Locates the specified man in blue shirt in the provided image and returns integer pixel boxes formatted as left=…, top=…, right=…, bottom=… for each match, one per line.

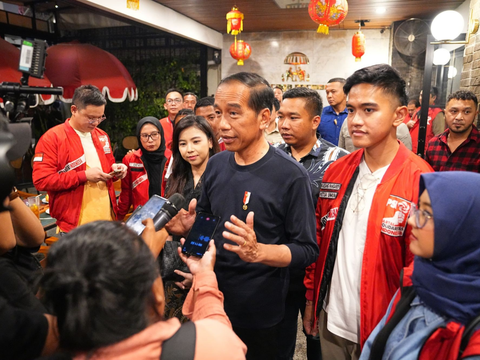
left=317, top=78, right=348, bottom=145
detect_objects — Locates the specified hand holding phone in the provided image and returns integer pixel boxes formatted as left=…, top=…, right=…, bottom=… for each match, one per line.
left=110, top=163, right=127, bottom=179
left=179, top=238, right=216, bottom=275
left=125, top=195, right=167, bottom=234
left=181, top=212, right=220, bottom=257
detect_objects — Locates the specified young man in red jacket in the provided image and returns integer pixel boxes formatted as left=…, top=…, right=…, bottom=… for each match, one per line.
left=303, top=64, right=433, bottom=360
left=160, top=88, right=184, bottom=152
left=33, top=85, right=127, bottom=233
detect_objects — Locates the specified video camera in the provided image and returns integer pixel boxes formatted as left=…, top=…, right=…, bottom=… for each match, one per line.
left=0, top=39, right=63, bottom=211
left=0, top=39, right=63, bottom=121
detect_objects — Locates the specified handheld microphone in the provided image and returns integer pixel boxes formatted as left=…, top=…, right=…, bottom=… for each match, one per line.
left=152, top=193, right=186, bottom=231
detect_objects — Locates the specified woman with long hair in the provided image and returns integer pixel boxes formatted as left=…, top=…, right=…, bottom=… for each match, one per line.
left=166, top=114, right=220, bottom=200
left=117, top=117, right=169, bottom=221
left=162, top=115, right=220, bottom=321
left=40, top=220, right=246, bottom=359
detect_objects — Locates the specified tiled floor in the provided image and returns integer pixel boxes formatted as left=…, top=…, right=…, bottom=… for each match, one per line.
left=294, top=314, right=308, bottom=359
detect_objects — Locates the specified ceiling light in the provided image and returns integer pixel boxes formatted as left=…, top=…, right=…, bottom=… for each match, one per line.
left=433, top=48, right=450, bottom=65
left=431, top=10, right=464, bottom=41
left=448, top=67, right=458, bottom=78
left=376, top=7, right=386, bottom=14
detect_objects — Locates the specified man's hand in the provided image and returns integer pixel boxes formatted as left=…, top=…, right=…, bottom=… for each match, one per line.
left=165, top=198, right=196, bottom=236
left=85, top=167, right=112, bottom=182
left=111, top=163, right=128, bottom=180
left=223, top=212, right=261, bottom=263
left=174, top=270, right=193, bottom=290
left=178, top=239, right=216, bottom=275
left=303, top=302, right=318, bottom=336
left=406, top=120, right=415, bottom=129
left=141, top=218, right=168, bottom=258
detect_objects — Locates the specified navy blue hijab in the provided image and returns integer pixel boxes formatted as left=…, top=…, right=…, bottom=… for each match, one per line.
left=412, top=171, right=480, bottom=325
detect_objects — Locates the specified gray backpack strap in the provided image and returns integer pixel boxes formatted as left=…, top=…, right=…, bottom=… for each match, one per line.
left=160, top=321, right=196, bottom=360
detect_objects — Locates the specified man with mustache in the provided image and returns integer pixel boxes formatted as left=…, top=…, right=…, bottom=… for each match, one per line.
left=425, top=90, right=480, bottom=172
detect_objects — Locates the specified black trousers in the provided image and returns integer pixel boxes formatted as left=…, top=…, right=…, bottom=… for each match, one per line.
left=233, top=323, right=280, bottom=360
left=276, top=288, right=322, bottom=360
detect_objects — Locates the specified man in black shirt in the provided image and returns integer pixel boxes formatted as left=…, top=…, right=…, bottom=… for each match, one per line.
left=276, top=87, right=348, bottom=360
left=168, top=72, right=318, bottom=360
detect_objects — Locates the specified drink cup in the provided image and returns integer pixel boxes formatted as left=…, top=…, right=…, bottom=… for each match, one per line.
left=27, top=196, right=41, bottom=218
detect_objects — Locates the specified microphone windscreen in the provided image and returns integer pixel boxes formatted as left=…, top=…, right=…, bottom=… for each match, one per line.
left=168, top=193, right=187, bottom=211
left=161, top=193, right=186, bottom=218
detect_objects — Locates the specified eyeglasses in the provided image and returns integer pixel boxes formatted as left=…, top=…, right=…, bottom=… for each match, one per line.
left=87, top=115, right=106, bottom=125
left=140, top=131, right=161, bottom=141
left=409, top=203, right=433, bottom=229
left=166, top=98, right=182, bottom=104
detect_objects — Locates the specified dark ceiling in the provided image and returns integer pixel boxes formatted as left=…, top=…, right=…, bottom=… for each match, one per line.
left=153, top=0, right=466, bottom=32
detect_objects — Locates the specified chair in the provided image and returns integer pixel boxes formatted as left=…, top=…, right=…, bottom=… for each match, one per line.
left=122, top=136, right=138, bottom=150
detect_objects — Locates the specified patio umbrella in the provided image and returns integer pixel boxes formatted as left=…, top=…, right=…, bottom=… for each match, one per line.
left=45, top=42, right=138, bottom=103
left=0, top=38, right=55, bottom=105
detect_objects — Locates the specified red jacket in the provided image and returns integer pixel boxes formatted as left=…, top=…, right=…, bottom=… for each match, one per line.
left=385, top=266, right=480, bottom=360
left=410, top=107, right=443, bottom=154
left=32, top=119, right=117, bottom=232
left=117, top=149, right=150, bottom=220
left=160, top=116, right=173, bottom=153
left=305, top=143, right=433, bottom=346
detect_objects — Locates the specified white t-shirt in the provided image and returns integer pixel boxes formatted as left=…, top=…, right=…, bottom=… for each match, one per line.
left=74, top=129, right=102, bottom=169
left=325, top=157, right=389, bottom=343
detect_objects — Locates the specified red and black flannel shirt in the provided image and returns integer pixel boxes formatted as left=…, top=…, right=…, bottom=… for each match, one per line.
left=425, top=126, right=480, bottom=172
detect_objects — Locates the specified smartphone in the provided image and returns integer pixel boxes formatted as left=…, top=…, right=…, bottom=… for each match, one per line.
left=109, top=170, right=122, bottom=176
left=181, top=212, right=221, bottom=257
left=125, top=195, right=167, bottom=235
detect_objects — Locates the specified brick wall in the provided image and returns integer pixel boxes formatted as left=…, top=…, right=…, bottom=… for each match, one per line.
left=461, top=0, right=480, bottom=124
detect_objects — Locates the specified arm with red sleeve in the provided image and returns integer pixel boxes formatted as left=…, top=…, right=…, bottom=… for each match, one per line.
left=32, top=131, right=87, bottom=192
left=304, top=196, right=323, bottom=302
left=303, top=196, right=324, bottom=336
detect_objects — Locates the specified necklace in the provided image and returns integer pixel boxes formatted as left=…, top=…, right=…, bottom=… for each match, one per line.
left=351, top=172, right=380, bottom=213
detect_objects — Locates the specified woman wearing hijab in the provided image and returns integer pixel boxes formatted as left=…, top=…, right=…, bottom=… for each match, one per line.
left=117, top=117, right=170, bottom=221
left=360, top=171, right=480, bottom=360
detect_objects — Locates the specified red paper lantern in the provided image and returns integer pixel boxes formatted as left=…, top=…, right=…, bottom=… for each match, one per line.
left=308, top=0, right=348, bottom=34
left=229, top=40, right=251, bottom=66
left=226, top=6, right=244, bottom=36
left=352, top=31, right=365, bottom=61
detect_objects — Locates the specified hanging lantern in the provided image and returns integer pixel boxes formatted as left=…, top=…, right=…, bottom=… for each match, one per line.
left=308, top=0, right=348, bottom=35
left=352, top=31, right=365, bottom=61
left=226, top=6, right=244, bottom=36
left=229, top=40, right=251, bottom=66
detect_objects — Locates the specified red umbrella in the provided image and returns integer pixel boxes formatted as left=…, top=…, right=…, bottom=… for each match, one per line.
left=45, top=42, right=137, bottom=103
left=0, top=37, right=55, bottom=105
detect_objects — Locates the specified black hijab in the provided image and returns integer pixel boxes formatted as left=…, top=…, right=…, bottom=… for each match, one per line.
left=136, top=117, right=167, bottom=198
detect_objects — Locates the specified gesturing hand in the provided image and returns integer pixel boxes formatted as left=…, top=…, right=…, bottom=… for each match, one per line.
left=165, top=198, right=196, bottom=236
left=223, top=212, right=261, bottom=263
left=174, top=270, right=193, bottom=290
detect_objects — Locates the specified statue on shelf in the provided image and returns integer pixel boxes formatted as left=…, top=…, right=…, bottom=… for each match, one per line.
left=286, top=67, right=294, bottom=81
left=297, top=67, right=306, bottom=81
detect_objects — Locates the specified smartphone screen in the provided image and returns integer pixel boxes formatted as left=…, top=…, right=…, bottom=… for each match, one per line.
left=182, top=212, right=220, bottom=257
left=125, top=195, right=167, bottom=235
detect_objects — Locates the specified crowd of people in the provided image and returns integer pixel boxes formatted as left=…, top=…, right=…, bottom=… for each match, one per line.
left=0, top=63, right=480, bottom=360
